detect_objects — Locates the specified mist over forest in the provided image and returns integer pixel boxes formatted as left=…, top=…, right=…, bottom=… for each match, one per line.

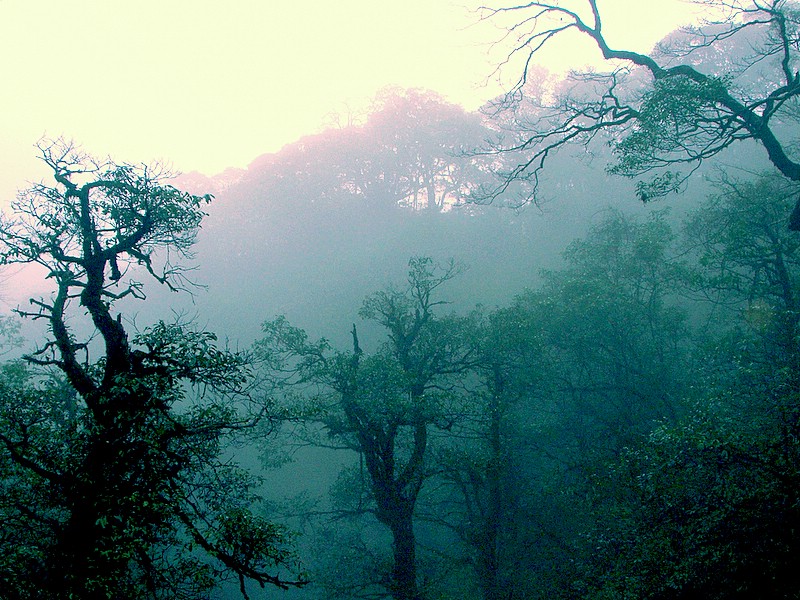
left=2, top=3, right=800, bottom=600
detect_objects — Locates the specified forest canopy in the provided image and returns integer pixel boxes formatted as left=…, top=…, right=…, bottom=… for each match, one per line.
left=2, top=3, right=800, bottom=599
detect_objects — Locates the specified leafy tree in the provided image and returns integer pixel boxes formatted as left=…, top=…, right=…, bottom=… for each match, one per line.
left=256, top=257, right=478, bottom=600
left=582, top=175, right=800, bottom=599
left=482, top=0, right=800, bottom=227
left=0, top=139, right=305, bottom=599
left=683, top=173, right=800, bottom=368
left=494, top=210, right=692, bottom=598
left=430, top=302, right=544, bottom=600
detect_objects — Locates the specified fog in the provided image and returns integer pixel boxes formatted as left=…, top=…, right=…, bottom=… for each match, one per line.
left=3, top=3, right=800, bottom=600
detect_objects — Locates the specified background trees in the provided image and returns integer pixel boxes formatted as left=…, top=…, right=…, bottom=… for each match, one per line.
left=684, top=173, right=800, bottom=368
left=251, top=210, right=698, bottom=600
left=187, top=88, right=552, bottom=345
left=486, top=209, right=692, bottom=599
left=0, top=140, right=304, bottom=599
left=430, top=302, right=545, bottom=600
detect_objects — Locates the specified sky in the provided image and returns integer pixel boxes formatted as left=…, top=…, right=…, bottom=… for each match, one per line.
left=0, top=0, right=703, bottom=206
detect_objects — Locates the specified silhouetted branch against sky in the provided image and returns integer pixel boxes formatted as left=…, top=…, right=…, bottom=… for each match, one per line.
left=0, top=0, right=697, bottom=207
left=479, top=0, right=800, bottom=228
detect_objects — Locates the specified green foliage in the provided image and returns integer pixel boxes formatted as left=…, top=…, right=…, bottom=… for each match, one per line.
left=580, top=175, right=800, bottom=599
left=0, top=363, right=68, bottom=598
left=590, top=365, right=800, bottom=599
left=0, top=139, right=211, bottom=278
left=0, top=141, right=303, bottom=599
left=133, top=322, right=251, bottom=390
left=214, top=508, right=298, bottom=572
left=610, top=75, right=731, bottom=179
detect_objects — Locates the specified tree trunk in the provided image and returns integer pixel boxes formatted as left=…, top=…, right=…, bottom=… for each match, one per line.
left=479, top=377, right=505, bottom=600
left=44, top=434, right=133, bottom=599
left=388, top=506, right=423, bottom=600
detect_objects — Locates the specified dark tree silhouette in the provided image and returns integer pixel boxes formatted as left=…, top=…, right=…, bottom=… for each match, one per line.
left=0, top=139, right=305, bottom=599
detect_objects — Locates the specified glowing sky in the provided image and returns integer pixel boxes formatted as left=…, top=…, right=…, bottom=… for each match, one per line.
left=0, top=0, right=702, bottom=204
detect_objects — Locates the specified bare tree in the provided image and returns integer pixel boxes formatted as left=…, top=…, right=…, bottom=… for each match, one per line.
left=481, top=0, right=800, bottom=228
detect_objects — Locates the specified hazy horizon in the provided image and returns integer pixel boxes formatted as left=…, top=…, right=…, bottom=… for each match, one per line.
left=0, top=0, right=702, bottom=206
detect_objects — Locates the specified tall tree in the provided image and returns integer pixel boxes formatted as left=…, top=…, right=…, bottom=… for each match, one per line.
left=503, top=210, right=691, bottom=597
left=0, top=139, right=304, bottom=599
left=533, top=209, right=688, bottom=444
left=482, top=0, right=800, bottom=227
left=256, top=257, right=478, bottom=600
left=432, top=302, right=544, bottom=600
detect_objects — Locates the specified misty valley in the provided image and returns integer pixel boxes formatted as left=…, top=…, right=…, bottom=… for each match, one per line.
left=3, top=3, right=800, bottom=599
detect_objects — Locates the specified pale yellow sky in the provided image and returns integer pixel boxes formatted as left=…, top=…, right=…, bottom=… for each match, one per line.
left=0, top=0, right=700, bottom=205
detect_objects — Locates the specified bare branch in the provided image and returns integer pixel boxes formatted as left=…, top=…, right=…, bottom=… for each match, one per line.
left=480, top=0, right=800, bottom=227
